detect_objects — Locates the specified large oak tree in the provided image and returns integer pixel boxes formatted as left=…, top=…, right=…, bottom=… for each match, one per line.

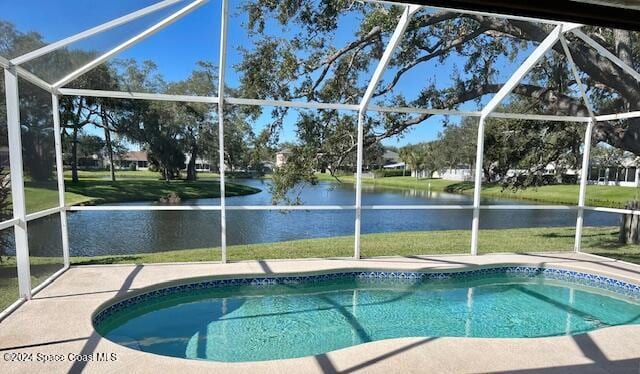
left=236, top=1, right=639, bottom=194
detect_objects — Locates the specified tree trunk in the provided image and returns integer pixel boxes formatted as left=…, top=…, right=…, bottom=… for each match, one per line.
left=102, top=120, right=116, bottom=182
left=186, top=142, right=198, bottom=181
left=619, top=201, right=640, bottom=244
left=71, top=126, right=79, bottom=184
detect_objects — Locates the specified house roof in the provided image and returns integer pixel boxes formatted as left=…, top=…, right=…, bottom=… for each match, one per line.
left=383, top=162, right=406, bottom=168
left=120, top=151, right=148, bottom=162
left=384, top=150, right=399, bottom=161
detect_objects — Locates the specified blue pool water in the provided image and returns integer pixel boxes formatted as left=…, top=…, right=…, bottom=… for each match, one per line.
left=96, top=270, right=640, bottom=362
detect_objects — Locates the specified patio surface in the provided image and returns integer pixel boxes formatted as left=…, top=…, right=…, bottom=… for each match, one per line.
left=0, top=252, right=639, bottom=373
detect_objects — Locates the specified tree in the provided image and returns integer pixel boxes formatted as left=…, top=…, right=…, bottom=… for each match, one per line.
left=236, top=1, right=640, bottom=199
left=421, top=142, right=445, bottom=178
left=119, top=100, right=187, bottom=181
left=17, top=80, right=56, bottom=181
left=437, top=118, right=478, bottom=172
left=399, top=144, right=428, bottom=179
left=60, top=65, right=118, bottom=183
left=0, top=22, right=123, bottom=183
left=62, top=134, right=105, bottom=168
left=482, top=106, right=584, bottom=187
left=271, top=144, right=318, bottom=204
left=166, top=62, right=216, bottom=181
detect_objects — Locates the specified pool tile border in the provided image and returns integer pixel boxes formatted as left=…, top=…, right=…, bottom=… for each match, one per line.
left=93, top=266, right=640, bottom=326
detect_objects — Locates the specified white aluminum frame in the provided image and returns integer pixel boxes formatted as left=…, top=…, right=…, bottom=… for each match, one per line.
left=353, top=4, right=422, bottom=259
left=217, top=0, right=229, bottom=263
left=10, top=0, right=187, bottom=66
left=559, top=35, right=598, bottom=252
left=52, top=0, right=208, bottom=89
left=470, top=24, right=565, bottom=255
left=4, top=67, right=32, bottom=299
left=2, top=0, right=640, bottom=319
left=52, top=94, right=71, bottom=267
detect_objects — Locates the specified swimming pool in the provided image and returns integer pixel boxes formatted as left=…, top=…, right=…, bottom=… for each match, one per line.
left=94, top=267, right=640, bottom=362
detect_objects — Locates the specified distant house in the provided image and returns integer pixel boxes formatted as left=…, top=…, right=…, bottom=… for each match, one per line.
left=382, top=150, right=400, bottom=165
left=275, top=149, right=292, bottom=168
left=109, top=151, right=149, bottom=170
left=78, top=153, right=103, bottom=169
left=432, top=164, right=474, bottom=181
left=383, top=162, right=406, bottom=169
left=104, top=150, right=216, bottom=173
left=184, top=154, right=212, bottom=172
left=588, top=156, right=640, bottom=187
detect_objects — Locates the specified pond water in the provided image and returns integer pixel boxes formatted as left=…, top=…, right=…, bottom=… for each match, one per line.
left=26, top=179, right=617, bottom=256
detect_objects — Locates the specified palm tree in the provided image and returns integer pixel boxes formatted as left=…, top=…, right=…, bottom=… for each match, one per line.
left=399, top=145, right=428, bottom=179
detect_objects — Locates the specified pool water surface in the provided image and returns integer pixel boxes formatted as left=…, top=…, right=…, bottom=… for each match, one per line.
left=95, top=269, right=640, bottom=362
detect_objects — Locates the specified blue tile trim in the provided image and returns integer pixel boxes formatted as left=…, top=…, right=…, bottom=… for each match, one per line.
left=93, top=266, right=640, bottom=326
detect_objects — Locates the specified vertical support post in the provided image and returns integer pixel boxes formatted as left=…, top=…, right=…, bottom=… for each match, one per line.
left=470, top=116, right=486, bottom=255
left=352, top=4, right=421, bottom=259
left=217, top=0, right=228, bottom=263
left=353, top=111, right=365, bottom=259
left=559, top=36, right=597, bottom=253
left=574, top=119, right=594, bottom=252
left=4, top=67, right=32, bottom=299
left=52, top=94, right=70, bottom=268
left=467, top=25, right=564, bottom=255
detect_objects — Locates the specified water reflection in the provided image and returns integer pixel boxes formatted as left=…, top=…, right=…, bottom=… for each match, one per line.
left=21, top=179, right=620, bottom=256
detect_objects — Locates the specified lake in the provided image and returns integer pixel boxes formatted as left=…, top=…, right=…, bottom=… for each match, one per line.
left=26, top=179, right=617, bottom=257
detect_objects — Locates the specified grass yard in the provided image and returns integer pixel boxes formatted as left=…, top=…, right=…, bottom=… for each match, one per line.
left=0, top=255, right=65, bottom=312
left=22, top=171, right=259, bottom=213
left=68, top=225, right=638, bottom=265
left=63, top=170, right=221, bottom=181
left=316, top=174, right=640, bottom=208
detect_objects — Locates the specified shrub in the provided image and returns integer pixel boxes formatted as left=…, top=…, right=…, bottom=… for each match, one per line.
left=541, top=174, right=557, bottom=185
left=561, top=174, right=578, bottom=184
left=374, top=169, right=407, bottom=178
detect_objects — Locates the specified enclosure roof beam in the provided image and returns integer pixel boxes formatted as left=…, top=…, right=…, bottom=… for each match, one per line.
left=0, top=56, right=53, bottom=92
left=57, top=88, right=219, bottom=103
left=480, top=24, right=566, bottom=118
left=52, top=0, right=208, bottom=89
left=559, top=35, right=596, bottom=119
left=359, top=4, right=422, bottom=112
left=57, top=87, right=593, bottom=122
left=596, top=111, right=640, bottom=122
left=570, top=29, right=640, bottom=82
left=10, top=0, right=186, bottom=66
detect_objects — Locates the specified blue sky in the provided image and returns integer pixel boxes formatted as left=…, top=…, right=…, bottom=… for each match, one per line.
left=3, top=0, right=535, bottom=148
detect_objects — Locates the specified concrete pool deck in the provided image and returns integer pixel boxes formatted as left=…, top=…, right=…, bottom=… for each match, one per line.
left=0, top=252, right=639, bottom=373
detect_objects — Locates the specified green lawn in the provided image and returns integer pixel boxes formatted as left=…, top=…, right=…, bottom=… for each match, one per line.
left=0, top=255, right=64, bottom=312
left=317, top=174, right=640, bottom=208
left=63, top=169, right=221, bottom=181
left=67, top=225, right=638, bottom=265
left=22, top=171, right=259, bottom=213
